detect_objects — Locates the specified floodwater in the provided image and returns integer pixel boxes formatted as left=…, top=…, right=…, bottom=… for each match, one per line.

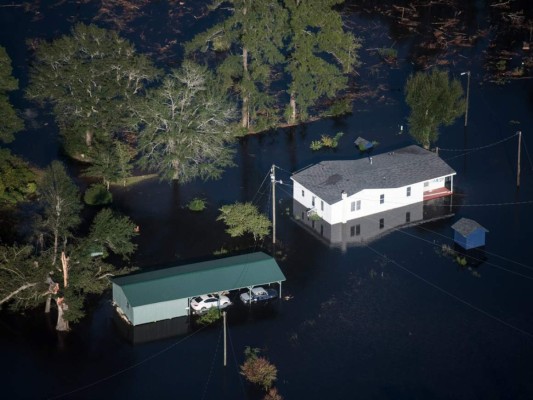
left=1, top=1, right=533, bottom=399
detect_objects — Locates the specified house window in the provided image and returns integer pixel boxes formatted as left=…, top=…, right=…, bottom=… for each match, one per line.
left=351, top=201, right=355, bottom=212
left=302, top=190, right=305, bottom=197
left=321, top=200, right=324, bottom=211
left=356, top=224, right=361, bottom=236
left=301, top=212, right=304, bottom=220
left=380, top=194, right=384, bottom=204
left=406, top=187, right=411, bottom=197
left=312, top=220, right=315, bottom=228
left=406, top=212, right=411, bottom=223
left=312, top=196, right=315, bottom=207
left=320, top=225, right=324, bottom=236
left=356, top=200, right=361, bottom=210
left=424, top=181, right=429, bottom=188
left=379, top=218, right=384, bottom=229
left=350, top=226, right=355, bottom=237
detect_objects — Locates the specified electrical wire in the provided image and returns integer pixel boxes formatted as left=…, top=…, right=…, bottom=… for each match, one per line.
left=201, top=326, right=222, bottom=400
left=227, top=324, right=248, bottom=400
left=48, top=323, right=213, bottom=400
left=364, top=243, right=533, bottom=338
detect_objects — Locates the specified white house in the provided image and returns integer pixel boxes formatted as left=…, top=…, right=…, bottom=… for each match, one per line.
left=291, top=145, right=456, bottom=225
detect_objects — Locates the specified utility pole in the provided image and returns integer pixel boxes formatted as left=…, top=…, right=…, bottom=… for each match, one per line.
left=223, top=311, right=227, bottom=367
left=517, top=131, right=522, bottom=187
left=460, top=71, right=470, bottom=127
left=271, top=165, right=276, bottom=245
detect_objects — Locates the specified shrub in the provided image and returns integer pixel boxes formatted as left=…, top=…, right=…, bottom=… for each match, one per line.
left=187, top=197, right=206, bottom=212
left=84, top=183, right=112, bottom=205
left=240, top=347, right=277, bottom=391
left=196, top=308, right=221, bottom=325
left=310, top=132, right=344, bottom=151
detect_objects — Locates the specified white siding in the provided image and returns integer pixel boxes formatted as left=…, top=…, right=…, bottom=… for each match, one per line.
left=292, top=180, right=336, bottom=223
left=423, top=176, right=447, bottom=191
left=112, top=283, right=133, bottom=324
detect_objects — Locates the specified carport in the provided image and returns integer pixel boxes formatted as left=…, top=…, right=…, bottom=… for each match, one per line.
left=112, top=252, right=286, bottom=326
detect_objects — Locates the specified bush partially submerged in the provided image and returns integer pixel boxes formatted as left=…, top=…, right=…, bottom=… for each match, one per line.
left=84, top=183, right=112, bottom=205
left=240, top=347, right=277, bottom=391
left=187, top=197, right=206, bottom=212
left=310, top=132, right=344, bottom=151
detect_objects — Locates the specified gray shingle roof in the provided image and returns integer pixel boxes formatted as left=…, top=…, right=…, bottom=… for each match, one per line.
left=451, top=218, right=488, bottom=236
left=291, top=145, right=456, bottom=204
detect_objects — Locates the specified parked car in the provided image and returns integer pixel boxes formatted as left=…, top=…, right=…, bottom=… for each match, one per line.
left=240, top=287, right=278, bottom=305
left=190, top=294, right=231, bottom=312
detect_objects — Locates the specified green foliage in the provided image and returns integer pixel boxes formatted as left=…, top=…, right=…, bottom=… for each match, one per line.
left=0, top=46, right=24, bottom=143
left=196, top=308, right=222, bottom=325
left=217, top=202, right=271, bottom=242
left=0, top=244, right=48, bottom=311
left=136, top=62, right=237, bottom=182
left=213, top=247, right=229, bottom=256
left=0, top=148, right=36, bottom=205
left=84, top=183, right=112, bottom=205
left=187, top=198, right=206, bottom=212
left=405, top=69, right=465, bottom=149
left=322, top=98, right=353, bottom=117
left=456, top=256, right=468, bottom=266
left=26, top=23, right=159, bottom=158
left=285, top=0, right=361, bottom=123
left=240, top=346, right=278, bottom=391
left=86, top=208, right=138, bottom=260
left=310, top=132, right=344, bottom=150
left=83, top=140, right=136, bottom=188
left=39, top=161, right=82, bottom=262
left=377, top=47, right=398, bottom=62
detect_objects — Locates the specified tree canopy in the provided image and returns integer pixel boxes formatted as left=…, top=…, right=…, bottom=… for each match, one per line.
left=186, top=0, right=359, bottom=130
left=0, top=162, right=137, bottom=331
left=405, top=69, right=465, bottom=149
left=0, top=46, right=24, bottom=143
left=26, top=23, right=159, bottom=158
left=136, top=62, right=237, bottom=182
left=217, top=202, right=271, bottom=242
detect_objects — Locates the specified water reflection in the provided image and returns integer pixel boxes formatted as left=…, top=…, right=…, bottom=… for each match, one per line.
left=293, top=197, right=454, bottom=251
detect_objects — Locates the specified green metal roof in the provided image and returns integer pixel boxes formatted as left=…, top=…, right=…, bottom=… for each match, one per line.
left=112, top=252, right=286, bottom=307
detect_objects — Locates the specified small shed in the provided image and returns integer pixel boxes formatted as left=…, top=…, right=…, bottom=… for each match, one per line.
left=112, top=252, right=286, bottom=326
left=354, top=136, right=374, bottom=151
left=451, top=218, right=488, bottom=250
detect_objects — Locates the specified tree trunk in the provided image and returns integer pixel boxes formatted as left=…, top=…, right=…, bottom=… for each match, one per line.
left=45, top=296, right=51, bottom=313
left=55, top=297, right=70, bottom=332
left=85, top=130, right=93, bottom=147
left=241, top=46, right=249, bottom=129
left=289, top=92, right=296, bottom=124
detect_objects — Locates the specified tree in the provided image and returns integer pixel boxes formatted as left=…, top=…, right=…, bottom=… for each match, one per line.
left=0, top=209, right=137, bottom=331
left=136, top=62, right=237, bottom=182
left=284, top=0, right=360, bottom=123
left=38, top=161, right=82, bottom=268
left=0, top=148, right=36, bottom=206
left=0, top=46, right=24, bottom=143
left=27, top=23, right=159, bottom=158
left=217, top=202, right=271, bottom=242
left=82, top=140, right=135, bottom=189
left=186, top=0, right=288, bottom=130
left=405, top=69, right=465, bottom=149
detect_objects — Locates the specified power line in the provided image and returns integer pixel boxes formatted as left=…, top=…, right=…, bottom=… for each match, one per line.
left=364, top=243, right=533, bottom=338
left=251, top=169, right=272, bottom=206
left=227, top=325, right=248, bottom=400
left=201, top=327, right=222, bottom=400
left=437, top=132, right=518, bottom=152
left=48, top=323, right=213, bottom=400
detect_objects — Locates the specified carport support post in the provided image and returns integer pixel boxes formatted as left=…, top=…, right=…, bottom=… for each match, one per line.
left=223, top=311, right=227, bottom=367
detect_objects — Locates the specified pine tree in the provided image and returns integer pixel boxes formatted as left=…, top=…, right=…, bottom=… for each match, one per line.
left=405, top=69, right=465, bottom=149
left=0, top=46, right=24, bottom=143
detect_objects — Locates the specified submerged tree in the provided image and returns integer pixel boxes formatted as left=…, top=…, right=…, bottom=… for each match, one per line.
left=0, top=46, right=24, bottom=143
left=27, top=23, right=159, bottom=159
left=136, top=62, right=236, bottom=182
left=218, top=202, right=271, bottom=242
left=186, top=0, right=288, bottom=130
left=0, top=149, right=36, bottom=206
left=284, top=0, right=360, bottom=123
left=1, top=170, right=137, bottom=331
left=405, top=69, right=465, bottom=149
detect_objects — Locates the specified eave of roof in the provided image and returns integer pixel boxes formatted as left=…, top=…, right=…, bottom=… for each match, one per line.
left=291, top=145, right=456, bottom=204
left=113, top=252, right=286, bottom=307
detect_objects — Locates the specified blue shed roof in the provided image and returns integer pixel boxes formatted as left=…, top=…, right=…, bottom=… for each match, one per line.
left=451, top=218, right=488, bottom=237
